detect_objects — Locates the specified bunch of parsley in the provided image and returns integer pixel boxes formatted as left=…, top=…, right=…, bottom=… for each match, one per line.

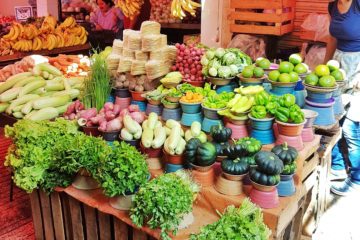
left=130, top=171, right=199, bottom=240
left=190, top=198, right=271, bottom=240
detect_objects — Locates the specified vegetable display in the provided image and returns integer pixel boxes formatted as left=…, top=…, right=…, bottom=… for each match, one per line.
left=202, top=91, right=234, bottom=109
left=185, top=121, right=207, bottom=143
left=141, top=112, right=167, bottom=148
left=210, top=124, right=232, bottom=143
left=272, top=142, right=298, bottom=175
left=160, top=71, right=183, bottom=85
left=163, top=120, right=186, bottom=155
left=190, top=198, right=271, bottom=240
left=201, top=48, right=252, bottom=78
left=184, top=138, right=217, bottom=167
left=130, top=171, right=199, bottom=240
left=221, top=158, right=249, bottom=175
left=304, top=60, right=344, bottom=87
left=236, top=137, right=262, bottom=156
left=275, top=94, right=305, bottom=124
left=97, top=141, right=149, bottom=197
left=180, top=91, right=203, bottom=103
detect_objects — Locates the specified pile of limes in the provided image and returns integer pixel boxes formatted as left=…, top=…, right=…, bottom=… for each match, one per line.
left=304, top=60, right=344, bottom=87
left=268, top=54, right=308, bottom=83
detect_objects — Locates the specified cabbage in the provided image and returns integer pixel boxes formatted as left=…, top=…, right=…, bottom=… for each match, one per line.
left=209, top=67, right=218, bottom=77
left=206, top=50, right=215, bottom=60
left=202, top=66, right=209, bottom=76
left=209, top=59, right=221, bottom=70
left=218, top=66, right=231, bottom=78
left=201, top=55, right=209, bottom=66
left=223, top=52, right=237, bottom=66
left=229, top=65, right=239, bottom=76
left=215, top=48, right=226, bottom=58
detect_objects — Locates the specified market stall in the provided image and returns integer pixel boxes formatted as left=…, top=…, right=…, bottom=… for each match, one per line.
left=0, top=0, right=350, bottom=236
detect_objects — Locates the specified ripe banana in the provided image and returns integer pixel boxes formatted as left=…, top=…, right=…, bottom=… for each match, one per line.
left=116, top=0, right=144, bottom=19
left=171, top=0, right=201, bottom=19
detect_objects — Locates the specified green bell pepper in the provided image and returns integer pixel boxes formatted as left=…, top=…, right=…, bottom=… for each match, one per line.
left=280, top=94, right=296, bottom=108
left=275, top=107, right=290, bottom=123
left=251, top=105, right=267, bottom=119
left=254, top=91, right=270, bottom=106
left=289, top=106, right=305, bottom=124
left=266, top=101, right=279, bottom=115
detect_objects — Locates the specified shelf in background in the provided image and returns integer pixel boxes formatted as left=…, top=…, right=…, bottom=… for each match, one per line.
left=160, top=23, right=201, bottom=30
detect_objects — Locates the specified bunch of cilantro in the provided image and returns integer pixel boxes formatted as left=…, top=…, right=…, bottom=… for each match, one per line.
left=190, top=198, right=271, bottom=240
left=96, top=141, right=149, bottom=197
left=130, top=171, right=200, bottom=240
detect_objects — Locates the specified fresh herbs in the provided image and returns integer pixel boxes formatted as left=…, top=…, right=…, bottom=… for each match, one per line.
left=97, top=141, right=149, bottom=197
left=190, top=198, right=271, bottom=240
left=130, top=171, right=199, bottom=240
left=82, top=53, right=111, bottom=111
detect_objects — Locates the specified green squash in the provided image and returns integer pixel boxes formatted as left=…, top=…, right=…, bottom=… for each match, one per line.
left=195, top=142, right=217, bottom=166
left=221, top=158, right=249, bottom=175
left=282, top=162, right=297, bottom=175
left=254, top=151, right=284, bottom=175
left=222, top=144, right=245, bottom=159
left=271, top=142, right=298, bottom=165
left=240, top=155, right=256, bottom=166
left=184, top=138, right=202, bottom=164
left=237, top=137, right=262, bottom=156
left=250, top=168, right=280, bottom=186
left=210, top=124, right=232, bottom=143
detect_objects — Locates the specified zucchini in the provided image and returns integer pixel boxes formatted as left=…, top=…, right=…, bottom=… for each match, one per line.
left=45, top=81, right=65, bottom=91
left=31, top=87, right=46, bottom=95
left=12, top=104, right=25, bottom=112
left=175, top=138, right=186, bottom=155
left=190, top=121, right=201, bottom=137
left=24, top=110, right=38, bottom=119
left=147, top=112, right=158, bottom=129
left=121, top=128, right=133, bottom=141
left=166, top=119, right=181, bottom=129
left=141, top=127, right=154, bottom=148
left=67, top=77, right=85, bottom=86
left=32, top=63, right=62, bottom=76
left=13, top=111, right=24, bottom=119
left=28, top=107, right=59, bottom=121
left=0, top=72, right=32, bottom=94
left=21, top=99, right=38, bottom=115
left=13, top=76, right=44, bottom=87
left=18, top=80, right=46, bottom=97
left=0, top=87, right=22, bottom=102
left=141, top=120, right=149, bottom=129
left=168, top=126, right=181, bottom=151
left=152, top=126, right=166, bottom=149
left=53, top=89, right=80, bottom=99
left=0, top=103, right=9, bottom=113
left=63, top=78, right=71, bottom=91
left=123, top=115, right=139, bottom=134
left=32, top=95, right=70, bottom=109
left=7, top=94, right=40, bottom=114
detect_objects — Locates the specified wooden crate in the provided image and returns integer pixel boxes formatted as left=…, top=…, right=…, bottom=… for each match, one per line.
left=229, top=0, right=296, bottom=35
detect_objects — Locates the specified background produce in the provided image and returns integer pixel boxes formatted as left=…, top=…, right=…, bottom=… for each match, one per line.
left=47, top=54, right=90, bottom=77
left=0, top=56, right=36, bottom=81
left=116, top=0, right=144, bottom=19
left=304, top=60, right=343, bottom=87
left=150, top=0, right=180, bottom=23
left=171, top=0, right=201, bottom=19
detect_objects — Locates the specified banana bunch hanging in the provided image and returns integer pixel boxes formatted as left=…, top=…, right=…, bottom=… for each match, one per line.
left=171, top=0, right=201, bottom=19
left=116, top=0, right=144, bottom=19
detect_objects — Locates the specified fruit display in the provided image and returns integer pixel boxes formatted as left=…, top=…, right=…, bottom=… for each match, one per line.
left=184, top=138, right=217, bottom=167
left=201, top=48, right=252, bottom=79
left=116, top=0, right=144, bottom=19
left=0, top=22, right=11, bottom=38
left=274, top=94, right=305, bottom=123
left=150, top=0, right=181, bottom=23
left=268, top=54, right=309, bottom=83
left=185, top=121, right=207, bottom=143
left=304, top=60, right=343, bottom=87
left=172, top=43, right=205, bottom=82
left=241, top=65, right=265, bottom=79
left=171, top=0, right=201, bottom=19
left=0, top=16, right=88, bottom=53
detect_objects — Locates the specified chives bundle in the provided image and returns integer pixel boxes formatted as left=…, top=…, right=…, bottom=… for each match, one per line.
left=81, top=54, right=111, bottom=111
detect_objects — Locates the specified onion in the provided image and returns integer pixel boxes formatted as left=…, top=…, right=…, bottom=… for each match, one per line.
left=106, top=118, right=122, bottom=131
left=180, top=44, right=185, bottom=51
left=130, top=112, right=145, bottom=123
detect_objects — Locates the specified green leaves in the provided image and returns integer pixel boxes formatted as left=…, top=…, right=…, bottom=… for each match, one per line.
left=130, top=171, right=199, bottom=240
left=190, top=198, right=271, bottom=240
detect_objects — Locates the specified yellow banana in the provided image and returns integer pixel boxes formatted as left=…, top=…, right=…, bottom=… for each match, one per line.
left=80, top=35, right=87, bottom=45
left=10, top=25, right=20, bottom=41
left=2, top=27, right=15, bottom=40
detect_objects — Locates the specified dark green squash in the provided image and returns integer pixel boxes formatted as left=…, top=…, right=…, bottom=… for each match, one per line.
left=237, top=137, right=262, bottom=156
left=271, top=142, right=298, bottom=165
left=195, top=142, right=217, bottom=166
left=254, top=151, right=284, bottom=175
left=282, top=162, right=297, bottom=175
left=240, top=155, right=256, bottom=166
left=184, top=138, right=202, bottom=164
left=222, top=144, right=244, bottom=159
left=249, top=168, right=280, bottom=186
left=221, top=158, right=249, bottom=175
left=210, top=124, right=232, bottom=143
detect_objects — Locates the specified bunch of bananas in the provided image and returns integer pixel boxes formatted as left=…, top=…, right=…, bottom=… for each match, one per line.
left=0, top=16, right=88, bottom=53
left=116, top=0, right=144, bottom=19
left=171, top=0, right=201, bottom=19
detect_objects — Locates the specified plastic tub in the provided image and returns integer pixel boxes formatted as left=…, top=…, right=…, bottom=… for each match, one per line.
left=206, top=76, right=234, bottom=86
left=216, top=82, right=238, bottom=94
left=181, top=112, right=203, bottom=127
left=202, top=118, right=223, bottom=133
left=162, top=107, right=182, bottom=121
left=107, top=94, right=115, bottom=103
left=304, top=99, right=336, bottom=126
left=140, top=143, right=163, bottom=158
left=146, top=104, right=163, bottom=116
left=277, top=174, right=296, bottom=197
left=112, top=88, right=130, bottom=98
left=270, top=85, right=295, bottom=96
left=276, top=120, right=305, bottom=136
left=163, top=149, right=184, bottom=165
left=202, top=104, right=225, bottom=120
left=225, top=122, right=249, bottom=139
left=179, top=101, right=202, bottom=114
left=306, top=90, right=333, bottom=103
left=302, top=109, right=319, bottom=128
left=249, top=187, right=279, bottom=209
left=251, top=129, right=275, bottom=145
left=276, top=134, right=304, bottom=151
left=100, top=130, right=119, bottom=141
left=192, top=168, right=215, bottom=187
left=81, top=126, right=100, bottom=137
left=120, top=138, right=140, bottom=148
left=165, top=163, right=184, bottom=173
left=130, top=90, right=146, bottom=101
left=183, top=80, right=205, bottom=87
left=131, top=100, right=147, bottom=112
left=248, top=115, right=274, bottom=130
left=301, top=127, right=315, bottom=142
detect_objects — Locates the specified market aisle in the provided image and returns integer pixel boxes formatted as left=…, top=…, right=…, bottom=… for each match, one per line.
left=313, top=192, right=360, bottom=240
left=0, top=135, right=35, bottom=240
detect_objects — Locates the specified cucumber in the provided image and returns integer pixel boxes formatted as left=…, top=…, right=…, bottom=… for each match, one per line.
left=28, top=107, right=59, bottom=121
left=32, top=95, right=70, bottom=109
left=0, top=72, right=32, bottom=94
left=18, top=80, right=46, bottom=97
left=0, top=87, right=22, bottom=102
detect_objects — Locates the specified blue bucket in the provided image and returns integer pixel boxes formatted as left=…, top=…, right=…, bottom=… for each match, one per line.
left=294, top=90, right=306, bottom=108
left=202, top=117, right=223, bottom=133
left=146, top=104, right=163, bottom=116
left=181, top=112, right=203, bottom=127
left=251, top=129, right=275, bottom=145
left=333, top=95, right=344, bottom=116
left=165, top=163, right=184, bottom=173
left=277, top=175, right=296, bottom=197
left=162, top=108, right=182, bottom=121
left=107, top=94, right=115, bottom=103
left=306, top=90, right=333, bottom=103
left=270, top=85, right=295, bottom=96
left=180, top=101, right=202, bottom=114
left=332, top=87, right=342, bottom=97
left=304, top=104, right=336, bottom=126
left=216, top=82, right=237, bottom=94
left=131, top=100, right=147, bottom=112
left=249, top=115, right=274, bottom=130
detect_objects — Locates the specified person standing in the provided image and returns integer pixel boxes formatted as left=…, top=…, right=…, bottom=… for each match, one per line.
left=325, top=0, right=360, bottom=196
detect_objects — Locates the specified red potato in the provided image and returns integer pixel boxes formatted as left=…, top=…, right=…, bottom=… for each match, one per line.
left=113, top=104, right=121, bottom=115
left=104, top=102, right=114, bottom=112
left=79, top=108, right=97, bottom=120
left=106, top=118, right=122, bottom=131
left=120, top=108, right=130, bottom=117
left=98, top=121, right=107, bottom=132
left=130, top=111, right=145, bottom=123
left=128, top=105, right=140, bottom=112
left=105, top=111, right=116, bottom=121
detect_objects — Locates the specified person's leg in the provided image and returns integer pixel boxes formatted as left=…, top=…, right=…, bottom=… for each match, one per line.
left=331, top=118, right=360, bottom=196
left=330, top=117, right=348, bottom=180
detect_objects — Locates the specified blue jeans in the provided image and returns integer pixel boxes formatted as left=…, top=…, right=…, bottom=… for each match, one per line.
left=332, top=118, right=360, bottom=183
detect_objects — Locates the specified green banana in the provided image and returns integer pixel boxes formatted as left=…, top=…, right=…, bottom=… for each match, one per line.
left=230, top=96, right=249, bottom=113
left=232, top=96, right=254, bottom=113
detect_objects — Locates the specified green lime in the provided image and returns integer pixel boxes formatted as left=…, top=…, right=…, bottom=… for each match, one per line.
left=305, top=73, right=319, bottom=86
left=294, top=63, right=307, bottom=74
left=279, top=61, right=294, bottom=73
left=289, top=72, right=299, bottom=82
left=331, top=70, right=344, bottom=81
left=242, top=67, right=254, bottom=78
left=255, top=57, right=265, bottom=64
left=327, top=60, right=340, bottom=72
left=319, top=75, right=336, bottom=87
left=278, top=73, right=292, bottom=83
left=269, top=70, right=280, bottom=81
left=253, top=67, right=264, bottom=78
left=315, top=64, right=330, bottom=77
left=257, top=59, right=271, bottom=69
left=289, top=53, right=302, bottom=65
